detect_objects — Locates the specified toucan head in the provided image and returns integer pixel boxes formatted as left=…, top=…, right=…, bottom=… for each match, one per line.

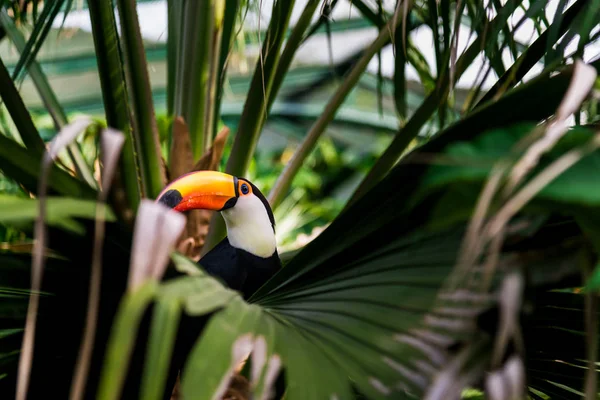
left=156, top=171, right=277, bottom=258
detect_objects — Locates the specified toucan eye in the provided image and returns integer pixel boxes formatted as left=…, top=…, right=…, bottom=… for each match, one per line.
left=241, top=183, right=249, bottom=195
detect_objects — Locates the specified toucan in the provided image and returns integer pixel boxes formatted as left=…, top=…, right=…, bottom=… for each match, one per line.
left=156, top=170, right=281, bottom=298
left=154, top=171, right=283, bottom=398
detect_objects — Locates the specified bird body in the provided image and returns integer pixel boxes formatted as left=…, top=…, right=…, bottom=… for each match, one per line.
left=157, top=171, right=281, bottom=298
left=200, top=236, right=281, bottom=298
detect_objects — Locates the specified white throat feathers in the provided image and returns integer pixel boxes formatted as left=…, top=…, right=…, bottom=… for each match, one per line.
left=221, top=194, right=277, bottom=258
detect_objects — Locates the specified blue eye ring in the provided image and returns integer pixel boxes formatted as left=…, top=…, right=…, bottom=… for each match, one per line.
left=241, top=183, right=249, bottom=195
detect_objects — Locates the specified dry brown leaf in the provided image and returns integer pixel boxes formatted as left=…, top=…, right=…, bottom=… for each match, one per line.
left=108, top=169, right=135, bottom=224
left=71, top=128, right=125, bottom=400
left=18, top=118, right=93, bottom=400
left=0, top=241, right=34, bottom=252
left=224, top=374, right=251, bottom=400
left=169, top=374, right=250, bottom=400
left=169, top=116, right=194, bottom=181
left=192, top=126, right=230, bottom=172
left=166, top=125, right=231, bottom=261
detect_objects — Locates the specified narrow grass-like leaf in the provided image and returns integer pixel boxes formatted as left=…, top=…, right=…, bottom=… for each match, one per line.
left=575, top=0, right=600, bottom=57
left=447, top=0, right=468, bottom=94
left=407, top=41, right=435, bottom=91
left=88, top=0, right=140, bottom=213
left=545, top=0, right=569, bottom=65
left=442, top=0, right=453, bottom=54
left=427, top=0, right=442, bottom=76
left=350, top=0, right=385, bottom=27
left=140, top=296, right=181, bottom=400
left=268, top=13, right=402, bottom=209
left=302, top=0, right=340, bottom=43
left=376, top=0, right=384, bottom=117
left=0, top=57, right=45, bottom=156
left=0, top=132, right=94, bottom=199
left=11, top=0, right=64, bottom=81
left=465, top=1, right=505, bottom=79
left=59, top=0, right=75, bottom=30
left=0, top=9, right=64, bottom=140
left=96, top=282, right=157, bottom=400
left=492, top=0, right=518, bottom=62
left=166, top=0, right=179, bottom=118
left=0, top=196, right=115, bottom=231
left=0, top=10, right=96, bottom=189
left=268, top=0, right=321, bottom=112
left=115, top=0, right=166, bottom=199
left=70, top=129, right=125, bottom=400
left=477, top=0, right=588, bottom=107
left=348, top=0, right=539, bottom=204
left=180, top=0, right=218, bottom=158
left=225, top=0, right=296, bottom=177
left=213, top=0, right=241, bottom=139
left=17, top=118, right=94, bottom=400
left=202, top=0, right=225, bottom=153
left=394, top=11, right=407, bottom=120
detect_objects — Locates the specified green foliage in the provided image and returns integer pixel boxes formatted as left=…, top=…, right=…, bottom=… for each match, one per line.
left=97, top=282, right=158, bottom=400
left=0, top=195, right=115, bottom=234
left=0, top=0, right=598, bottom=399
left=114, top=0, right=165, bottom=199
left=87, top=0, right=140, bottom=211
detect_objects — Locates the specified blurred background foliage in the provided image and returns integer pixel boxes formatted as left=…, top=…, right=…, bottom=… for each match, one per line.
left=0, top=0, right=599, bottom=399
left=0, top=0, right=409, bottom=249
left=2, top=0, right=596, bottom=251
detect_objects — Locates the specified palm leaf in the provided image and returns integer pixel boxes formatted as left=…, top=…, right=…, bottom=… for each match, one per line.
left=0, top=133, right=94, bottom=198
left=0, top=9, right=97, bottom=188
left=225, top=0, right=297, bottom=178
left=0, top=57, right=45, bottom=156
left=115, top=0, right=165, bottom=198
left=525, top=291, right=599, bottom=399
left=87, top=0, right=140, bottom=213
left=9, top=0, right=65, bottom=81
left=95, top=113, right=600, bottom=398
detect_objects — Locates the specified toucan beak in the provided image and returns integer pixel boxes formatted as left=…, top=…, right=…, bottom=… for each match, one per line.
left=156, top=171, right=238, bottom=212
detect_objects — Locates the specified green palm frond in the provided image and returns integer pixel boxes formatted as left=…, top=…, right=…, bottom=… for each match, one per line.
left=0, top=0, right=599, bottom=399
left=94, top=116, right=599, bottom=399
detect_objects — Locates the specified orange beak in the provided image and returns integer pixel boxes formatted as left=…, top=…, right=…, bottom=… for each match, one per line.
left=156, top=171, right=238, bottom=212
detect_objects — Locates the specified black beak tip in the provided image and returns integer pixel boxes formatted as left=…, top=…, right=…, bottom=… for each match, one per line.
left=220, top=196, right=238, bottom=211
left=158, top=189, right=183, bottom=209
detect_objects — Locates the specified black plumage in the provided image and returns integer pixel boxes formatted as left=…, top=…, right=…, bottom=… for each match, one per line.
left=191, top=178, right=280, bottom=298
left=157, top=174, right=283, bottom=399
left=200, top=236, right=281, bottom=299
